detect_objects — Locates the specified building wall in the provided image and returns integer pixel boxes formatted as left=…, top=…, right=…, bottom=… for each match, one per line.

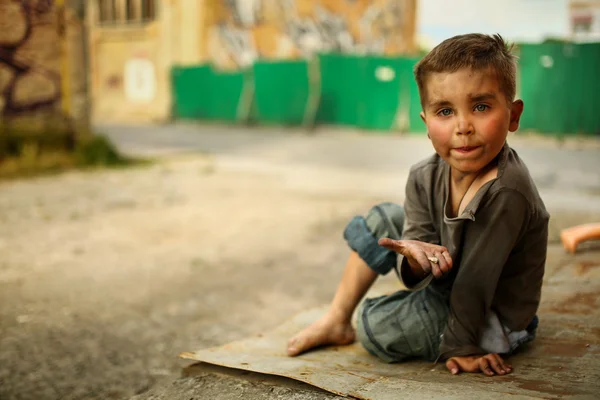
left=0, top=0, right=88, bottom=132
left=206, top=0, right=417, bottom=70
left=87, top=0, right=209, bottom=124
left=88, top=1, right=165, bottom=124
left=571, top=0, right=600, bottom=42
left=87, top=0, right=417, bottom=123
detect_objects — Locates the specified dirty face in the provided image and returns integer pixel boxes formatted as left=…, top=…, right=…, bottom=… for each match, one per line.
left=420, top=67, right=524, bottom=176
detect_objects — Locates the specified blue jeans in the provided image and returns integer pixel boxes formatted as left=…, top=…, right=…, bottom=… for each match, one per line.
left=343, top=203, right=538, bottom=362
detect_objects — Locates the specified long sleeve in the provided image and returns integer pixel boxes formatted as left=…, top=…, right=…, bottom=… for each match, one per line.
left=401, top=167, right=439, bottom=245
left=396, top=167, right=439, bottom=290
left=438, top=189, right=531, bottom=360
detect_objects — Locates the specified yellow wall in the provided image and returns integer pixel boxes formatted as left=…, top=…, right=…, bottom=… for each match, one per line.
left=89, top=3, right=164, bottom=124
left=205, top=0, right=417, bottom=70
left=87, top=0, right=416, bottom=124
left=0, top=0, right=88, bottom=131
left=88, top=0, right=212, bottom=124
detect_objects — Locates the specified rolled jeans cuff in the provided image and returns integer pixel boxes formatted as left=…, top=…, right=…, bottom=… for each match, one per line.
left=343, top=216, right=397, bottom=275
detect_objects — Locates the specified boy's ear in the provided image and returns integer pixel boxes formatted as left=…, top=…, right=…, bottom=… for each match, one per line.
left=420, top=111, right=431, bottom=139
left=509, top=100, right=524, bottom=132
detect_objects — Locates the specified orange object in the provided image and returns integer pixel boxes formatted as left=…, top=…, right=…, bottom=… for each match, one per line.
left=560, top=223, right=600, bottom=254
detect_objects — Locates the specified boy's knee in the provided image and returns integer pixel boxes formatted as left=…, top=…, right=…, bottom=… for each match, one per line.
left=355, top=300, right=394, bottom=362
left=365, top=202, right=405, bottom=240
left=343, top=202, right=404, bottom=276
left=355, top=297, right=408, bottom=363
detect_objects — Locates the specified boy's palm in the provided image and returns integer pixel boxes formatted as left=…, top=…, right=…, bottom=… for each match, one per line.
left=379, top=238, right=453, bottom=279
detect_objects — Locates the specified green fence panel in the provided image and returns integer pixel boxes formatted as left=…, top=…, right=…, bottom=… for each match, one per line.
left=402, top=57, right=427, bottom=134
left=578, top=43, right=600, bottom=135
left=253, top=60, right=310, bottom=125
left=171, top=65, right=245, bottom=122
left=518, top=42, right=600, bottom=136
left=358, top=56, right=405, bottom=131
left=316, top=53, right=363, bottom=127
left=171, top=56, right=427, bottom=133
left=317, top=54, right=424, bottom=132
left=519, top=43, right=570, bottom=134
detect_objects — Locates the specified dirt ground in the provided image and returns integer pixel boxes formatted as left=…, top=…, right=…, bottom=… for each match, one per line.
left=1, top=127, right=600, bottom=400
left=0, top=155, right=387, bottom=400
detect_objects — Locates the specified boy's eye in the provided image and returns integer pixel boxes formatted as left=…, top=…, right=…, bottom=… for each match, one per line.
left=438, top=108, right=453, bottom=116
left=475, top=104, right=488, bottom=112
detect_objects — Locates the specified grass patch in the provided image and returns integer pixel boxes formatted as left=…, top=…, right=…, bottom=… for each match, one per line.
left=0, top=130, right=147, bottom=180
left=74, top=135, right=139, bottom=168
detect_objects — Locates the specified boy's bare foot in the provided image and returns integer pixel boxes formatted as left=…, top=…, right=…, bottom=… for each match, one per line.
left=287, top=312, right=356, bottom=356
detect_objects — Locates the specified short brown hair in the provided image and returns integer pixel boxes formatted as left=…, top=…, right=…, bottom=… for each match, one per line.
left=414, top=33, right=518, bottom=107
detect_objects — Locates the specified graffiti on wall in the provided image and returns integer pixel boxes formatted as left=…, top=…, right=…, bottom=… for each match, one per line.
left=208, top=0, right=415, bottom=69
left=0, top=0, right=61, bottom=119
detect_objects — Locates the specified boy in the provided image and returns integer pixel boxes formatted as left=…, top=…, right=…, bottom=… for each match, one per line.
left=287, top=33, right=549, bottom=376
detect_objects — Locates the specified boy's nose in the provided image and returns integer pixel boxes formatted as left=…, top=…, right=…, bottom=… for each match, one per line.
left=456, top=117, right=474, bottom=135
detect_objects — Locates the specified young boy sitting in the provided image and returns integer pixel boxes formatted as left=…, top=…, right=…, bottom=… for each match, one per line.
left=287, top=33, right=549, bottom=376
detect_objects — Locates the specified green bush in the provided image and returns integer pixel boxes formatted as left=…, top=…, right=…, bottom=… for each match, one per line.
left=0, top=128, right=74, bottom=159
left=74, top=135, right=130, bottom=167
left=0, top=128, right=141, bottom=179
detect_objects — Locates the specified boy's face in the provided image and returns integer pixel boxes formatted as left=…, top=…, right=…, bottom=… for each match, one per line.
left=420, top=67, right=524, bottom=176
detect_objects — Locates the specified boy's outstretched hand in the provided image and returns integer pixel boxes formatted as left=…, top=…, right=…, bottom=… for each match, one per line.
left=446, top=354, right=512, bottom=376
left=378, top=238, right=452, bottom=279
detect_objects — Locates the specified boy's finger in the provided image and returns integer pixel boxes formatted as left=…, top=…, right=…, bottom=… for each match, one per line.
left=434, top=252, right=450, bottom=275
left=414, top=251, right=432, bottom=274
left=495, top=354, right=512, bottom=373
left=436, top=245, right=449, bottom=254
left=430, top=260, right=443, bottom=279
left=445, top=359, right=461, bottom=375
left=423, top=242, right=447, bottom=252
left=478, top=358, right=494, bottom=376
left=377, top=237, right=396, bottom=247
left=441, top=250, right=453, bottom=269
left=486, top=354, right=506, bottom=375
left=378, top=238, right=402, bottom=252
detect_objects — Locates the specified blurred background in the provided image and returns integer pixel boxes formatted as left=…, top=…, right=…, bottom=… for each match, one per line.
left=1, top=0, right=599, bottom=134
left=1, top=1, right=599, bottom=400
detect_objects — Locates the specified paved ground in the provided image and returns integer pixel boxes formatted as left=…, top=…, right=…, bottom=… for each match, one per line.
left=1, top=123, right=599, bottom=400
left=101, top=123, right=600, bottom=213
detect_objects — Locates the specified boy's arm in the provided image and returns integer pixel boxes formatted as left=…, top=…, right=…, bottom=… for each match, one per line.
left=396, top=167, right=441, bottom=289
left=402, top=167, right=439, bottom=245
left=438, top=189, right=533, bottom=360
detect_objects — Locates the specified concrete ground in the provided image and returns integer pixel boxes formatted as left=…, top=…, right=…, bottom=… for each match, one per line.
left=1, top=123, right=599, bottom=400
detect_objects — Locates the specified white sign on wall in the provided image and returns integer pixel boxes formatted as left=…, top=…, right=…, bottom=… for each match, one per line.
left=124, top=58, right=156, bottom=103
left=375, top=66, right=396, bottom=82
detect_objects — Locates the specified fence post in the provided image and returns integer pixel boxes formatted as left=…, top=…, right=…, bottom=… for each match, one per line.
left=303, top=55, right=321, bottom=131
left=236, top=67, right=255, bottom=125
left=392, top=58, right=410, bottom=133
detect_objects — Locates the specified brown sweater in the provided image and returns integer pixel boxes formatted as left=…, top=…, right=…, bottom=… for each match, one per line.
left=398, top=142, right=549, bottom=360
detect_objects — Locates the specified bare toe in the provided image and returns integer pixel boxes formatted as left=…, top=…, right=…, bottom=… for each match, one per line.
left=287, top=330, right=314, bottom=356
left=286, top=320, right=355, bottom=357
left=286, top=336, right=303, bottom=356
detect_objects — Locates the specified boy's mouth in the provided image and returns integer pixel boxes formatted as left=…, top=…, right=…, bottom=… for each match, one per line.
left=454, top=146, right=480, bottom=153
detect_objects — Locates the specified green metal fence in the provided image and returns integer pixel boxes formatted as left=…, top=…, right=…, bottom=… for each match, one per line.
left=171, top=56, right=427, bottom=133
left=252, top=60, right=310, bottom=125
left=316, top=53, right=363, bottom=127
left=518, top=41, right=600, bottom=136
left=171, top=43, right=600, bottom=136
left=171, top=65, right=246, bottom=122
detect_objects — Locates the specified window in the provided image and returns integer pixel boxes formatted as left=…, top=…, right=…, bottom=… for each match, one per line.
left=98, top=0, right=115, bottom=23
left=126, top=0, right=136, bottom=21
left=97, top=0, right=156, bottom=24
left=141, top=0, right=155, bottom=21
left=572, top=12, right=593, bottom=34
